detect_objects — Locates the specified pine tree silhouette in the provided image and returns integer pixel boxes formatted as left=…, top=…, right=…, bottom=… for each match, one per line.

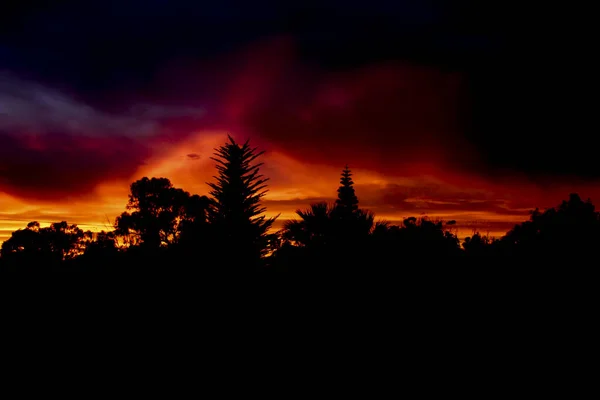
left=335, top=165, right=359, bottom=217
left=207, top=135, right=277, bottom=269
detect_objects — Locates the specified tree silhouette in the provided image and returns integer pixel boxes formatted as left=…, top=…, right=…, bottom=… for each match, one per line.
left=282, top=202, right=335, bottom=248
left=82, top=230, right=118, bottom=255
left=1, top=221, right=86, bottom=268
left=280, top=166, right=375, bottom=248
left=330, top=166, right=376, bottom=242
left=463, top=233, right=493, bottom=256
left=369, top=216, right=461, bottom=260
left=176, top=192, right=211, bottom=249
left=6, top=133, right=600, bottom=272
left=497, top=193, right=600, bottom=257
left=115, top=177, right=209, bottom=250
left=276, top=167, right=380, bottom=271
left=46, top=221, right=87, bottom=260
left=207, top=135, right=277, bottom=269
left=335, top=165, right=359, bottom=217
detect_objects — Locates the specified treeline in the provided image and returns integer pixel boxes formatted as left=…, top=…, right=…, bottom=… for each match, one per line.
left=1, top=136, right=599, bottom=272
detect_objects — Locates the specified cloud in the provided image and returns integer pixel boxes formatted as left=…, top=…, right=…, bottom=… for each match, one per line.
left=0, top=71, right=207, bottom=200
left=0, top=132, right=150, bottom=200
left=211, top=41, right=479, bottom=177
left=0, top=72, right=152, bottom=137
left=0, top=72, right=206, bottom=136
left=146, top=38, right=477, bottom=179
left=128, top=104, right=205, bottom=120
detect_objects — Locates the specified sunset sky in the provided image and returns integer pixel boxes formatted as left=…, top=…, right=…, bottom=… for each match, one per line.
left=1, top=1, right=599, bottom=242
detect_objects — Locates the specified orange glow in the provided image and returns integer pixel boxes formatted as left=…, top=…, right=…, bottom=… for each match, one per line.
left=2, top=39, right=600, bottom=244
left=4, top=130, right=600, bottom=243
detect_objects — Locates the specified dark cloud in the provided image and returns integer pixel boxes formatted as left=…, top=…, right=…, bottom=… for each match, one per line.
left=263, top=197, right=334, bottom=208
left=203, top=39, right=479, bottom=177
left=357, top=182, right=531, bottom=217
left=0, top=72, right=204, bottom=137
left=263, top=182, right=533, bottom=220
left=0, top=132, right=149, bottom=200
left=186, top=153, right=201, bottom=160
left=0, top=72, right=209, bottom=200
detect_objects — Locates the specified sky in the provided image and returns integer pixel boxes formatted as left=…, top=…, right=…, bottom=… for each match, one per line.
left=1, top=1, right=599, bottom=241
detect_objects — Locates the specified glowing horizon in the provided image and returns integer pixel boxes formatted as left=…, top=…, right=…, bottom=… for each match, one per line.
left=3, top=130, right=598, bottom=244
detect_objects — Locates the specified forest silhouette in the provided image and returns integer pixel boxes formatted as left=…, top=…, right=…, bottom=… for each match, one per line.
left=1, top=135, right=599, bottom=272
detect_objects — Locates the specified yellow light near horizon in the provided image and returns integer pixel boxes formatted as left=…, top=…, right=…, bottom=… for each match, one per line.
left=2, top=130, right=593, bottom=246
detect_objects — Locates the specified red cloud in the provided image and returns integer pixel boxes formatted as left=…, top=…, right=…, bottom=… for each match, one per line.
left=146, top=37, right=478, bottom=178
left=211, top=39, right=478, bottom=177
left=0, top=133, right=150, bottom=200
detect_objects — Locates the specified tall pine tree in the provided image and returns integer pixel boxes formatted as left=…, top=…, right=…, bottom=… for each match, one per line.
left=332, top=165, right=375, bottom=245
left=335, top=165, right=359, bottom=217
left=207, top=135, right=277, bottom=268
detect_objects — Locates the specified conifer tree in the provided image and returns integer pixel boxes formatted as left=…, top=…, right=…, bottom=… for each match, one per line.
left=207, top=135, right=277, bottom=267
left=335, top=165, right=359, bottom=217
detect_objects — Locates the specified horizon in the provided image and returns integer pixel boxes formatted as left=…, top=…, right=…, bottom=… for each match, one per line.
left=1, top=132, right=596, bottom=243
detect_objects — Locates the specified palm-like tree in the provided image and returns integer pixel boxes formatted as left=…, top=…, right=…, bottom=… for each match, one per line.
left=353, top=208, right=376, bottom=236
left=281, top=203, right=378, bottom=246
left=282, top=202, right=334, bottom=247
left=278, top=166, right=385, bottom=268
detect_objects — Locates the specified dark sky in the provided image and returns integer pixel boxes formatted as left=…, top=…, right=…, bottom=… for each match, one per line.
left=1, top=0, right=599, bottom=193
